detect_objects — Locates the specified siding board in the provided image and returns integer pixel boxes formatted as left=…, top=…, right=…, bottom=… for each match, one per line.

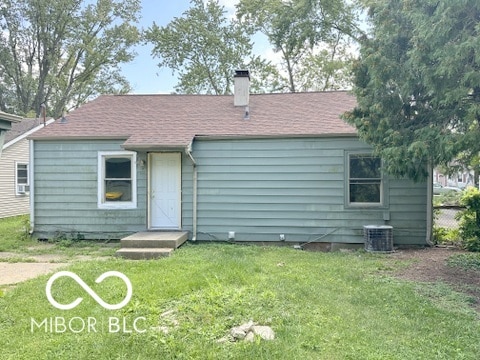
left=199, top=172, right=344, bottom=181
left=32, top=140, right=148, bottom=238
left=192, top=137, right=428, bottom=245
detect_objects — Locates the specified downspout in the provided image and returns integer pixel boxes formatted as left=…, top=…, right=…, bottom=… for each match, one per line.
left=29, top=140, right=35, bottom=233
left=186, top=140, right=197, bottom=241
left=426, top=163, right=434, bottom=246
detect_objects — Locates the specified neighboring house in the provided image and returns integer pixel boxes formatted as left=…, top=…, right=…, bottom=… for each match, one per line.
left=29, top=72, right=431, bottom=247
left=433, top=167, right=476, bottom=189
left=0, top=118, right=55, bottom=218
left=0, top=111, right=22, bottom=158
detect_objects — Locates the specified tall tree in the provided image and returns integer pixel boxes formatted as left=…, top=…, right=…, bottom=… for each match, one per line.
left=296, top=32, right=356, bottom=91
left=344, top=0, right=480, bottom=181
left=144, top=0, right=279, bottom=95
left=0, top=0, right=140, bottom=118
left=236, top=0, right=360, bottom=92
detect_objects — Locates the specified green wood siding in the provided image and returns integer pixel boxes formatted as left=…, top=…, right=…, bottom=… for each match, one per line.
left=32, top=137, right=428, bottom=245
left=32, top=140, right=148, bottom=239
left=191, top=137, right=428, bottom=245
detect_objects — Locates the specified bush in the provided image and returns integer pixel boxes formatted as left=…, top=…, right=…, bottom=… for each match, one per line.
left=457, top=187, right=480, bottom=251
left=434, top=190, right=463, bottom=207
left=433, top=226, right=461, bottom=245
left=433, top=208, right=461, bottom=246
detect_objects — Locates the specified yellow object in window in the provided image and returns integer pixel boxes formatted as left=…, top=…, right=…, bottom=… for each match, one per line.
left=105, top=191, right=123, bottom=201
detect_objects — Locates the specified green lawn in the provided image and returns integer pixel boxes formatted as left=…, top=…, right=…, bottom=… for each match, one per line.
left=0, top=218, right=479, bottom=359
left=0, top=215, right=118, bottom=259
left=0, top=215, right=31, bottom=251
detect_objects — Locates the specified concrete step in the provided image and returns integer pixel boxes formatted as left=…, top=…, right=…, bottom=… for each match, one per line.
left=120, top=232, right=188, bottom=249
left=115, top=248, right=174, bottom=260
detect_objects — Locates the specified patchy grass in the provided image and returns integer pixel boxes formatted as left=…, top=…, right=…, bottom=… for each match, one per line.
left=414, top=282, right=477, bottom=316
left=0, top=244, right=479, bottom=359
left=447, top=253, right=480, bottom=271
left=0, top=256, right=37, bottom=263
left=1, top=217, right=478, bottom=358
left=0, top=216, right=118, bottom=258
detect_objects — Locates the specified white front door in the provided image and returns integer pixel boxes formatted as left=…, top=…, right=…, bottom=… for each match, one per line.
left=149, top=153, right=181, bottom=229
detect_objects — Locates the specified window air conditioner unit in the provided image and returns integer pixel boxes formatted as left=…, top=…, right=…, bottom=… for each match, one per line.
left=363, top=225, right=393, bottom=252
left=17, top=184, right=29, bottom=194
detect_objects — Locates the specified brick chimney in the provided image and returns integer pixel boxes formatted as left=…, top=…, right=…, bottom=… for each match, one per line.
left=234, top=70, right=250, bottom=107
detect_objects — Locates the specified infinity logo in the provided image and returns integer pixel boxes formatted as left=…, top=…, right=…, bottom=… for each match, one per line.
left=46, top=271, right=132, bottom=310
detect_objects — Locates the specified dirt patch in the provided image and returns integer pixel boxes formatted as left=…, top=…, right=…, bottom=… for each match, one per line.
left=387, top=247, right=480, bottom=311
left=0, top=252, right=111, bottom=288
left=0, top=262, right=67, bottom=286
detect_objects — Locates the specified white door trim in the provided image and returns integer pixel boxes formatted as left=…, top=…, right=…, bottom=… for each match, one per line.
left=148, top=152, right=182, bottom=229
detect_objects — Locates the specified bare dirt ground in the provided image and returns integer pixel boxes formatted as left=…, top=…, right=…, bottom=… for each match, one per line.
left=0, top=251, right=110, bottom=287
left=388, top=246, right=480, bottom=311
left=0, top=262, right=67, bottom=286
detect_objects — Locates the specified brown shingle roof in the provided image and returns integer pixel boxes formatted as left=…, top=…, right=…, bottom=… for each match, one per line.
left=30, top=92, right=357, bottom=148
left=4, top=118, right=49, bottom=143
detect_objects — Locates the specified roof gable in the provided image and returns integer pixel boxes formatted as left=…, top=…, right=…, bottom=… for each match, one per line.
left=30, top=92, right=357, bottom=148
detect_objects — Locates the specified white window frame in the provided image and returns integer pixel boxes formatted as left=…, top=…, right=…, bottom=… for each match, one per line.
left=347, top=153, right=384, bottom=207
left=97, top=151, right=137, bottom=209
left=15, top=162, right=29, bottom=196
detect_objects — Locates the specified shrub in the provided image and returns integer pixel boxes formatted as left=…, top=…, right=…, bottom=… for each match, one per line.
left=433, top=226, right=461, bottom=245
left=457, top=187, right=480, bottom=251
left=433, top=207, right=461, bottom=246
left=434, top=190, right=463, bottom=206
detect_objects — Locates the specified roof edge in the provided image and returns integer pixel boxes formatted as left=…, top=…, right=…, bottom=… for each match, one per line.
left=3, top=119, right=55, bottom=150
left=0, top=111, right=22, bottom=123
left=122, top=144, right=187, bottom=151
left=29, top=135, right=130, bottom=141
left=121, top=133, right=359, bottom=150
left=192, top=133, right=358, bottom=141
left=103, top=90, right=354, bottom=98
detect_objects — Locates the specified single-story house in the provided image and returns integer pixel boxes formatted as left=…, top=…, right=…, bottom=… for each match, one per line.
left=29, top=72, right=432, bottom=247
left=0, top=118, right=55, bottom=218
left=0, top=111, right=22, bottom=158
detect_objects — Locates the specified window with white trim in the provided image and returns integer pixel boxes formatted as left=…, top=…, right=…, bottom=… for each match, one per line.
left=348, top=154, right=382, bottom=206
left=98, top=151, right=137, bottom=209
left=15, top=162, right=29, bottom=195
